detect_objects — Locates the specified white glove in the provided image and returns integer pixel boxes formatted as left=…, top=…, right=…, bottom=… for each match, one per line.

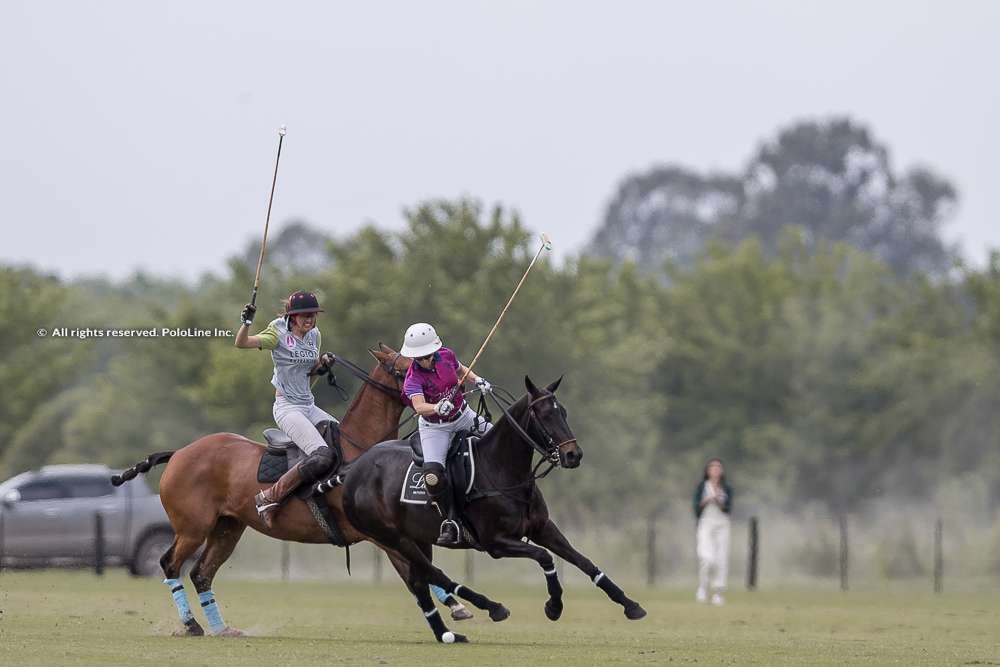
left=434, top=399, right=454, bottom=416
left=475, top=377, right=492, bottom=393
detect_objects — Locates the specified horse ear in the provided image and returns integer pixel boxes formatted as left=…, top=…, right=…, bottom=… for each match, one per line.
left=368, top=347, right=383, bottom=361
left=379, top=341, right=398, bottom=354
left=524, top=375, right=541, bottom=397
left=546, top=375, right=563, bottom=393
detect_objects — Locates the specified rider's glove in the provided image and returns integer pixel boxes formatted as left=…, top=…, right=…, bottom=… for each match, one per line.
left=241, top=303, right=257, bottom=326
left=475, top=377, right=492, bottom=393
left=434, top=399, right=454, bottom=416
left=320, top=352, right=335, bottom=368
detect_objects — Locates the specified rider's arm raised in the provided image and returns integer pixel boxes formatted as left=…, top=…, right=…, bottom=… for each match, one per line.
left=235, top=321, right=279, bottom=350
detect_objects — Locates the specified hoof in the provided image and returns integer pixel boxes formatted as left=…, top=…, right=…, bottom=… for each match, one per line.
left=214, top=627, right=245, bottom=637
left=488, top=604, right=510, bottom=622
left=173, top=621, right=205, bottom=637
left=544, top=598, right=563, bottom=621
left=450, top=607, right=474, bottom=621
left=624, top=603, right=647, bottom=620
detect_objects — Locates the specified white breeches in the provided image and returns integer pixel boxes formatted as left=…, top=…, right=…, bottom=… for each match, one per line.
left=417, top=405, right=491, bottom=465
left=272, top=396, right=339, bottom=455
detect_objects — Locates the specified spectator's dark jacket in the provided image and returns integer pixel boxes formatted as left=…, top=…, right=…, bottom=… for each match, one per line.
left=692, top=480, right=733, bottom=519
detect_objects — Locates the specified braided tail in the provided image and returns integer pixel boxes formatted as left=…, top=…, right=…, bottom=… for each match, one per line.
left=111, top=451, right=175, bottom=486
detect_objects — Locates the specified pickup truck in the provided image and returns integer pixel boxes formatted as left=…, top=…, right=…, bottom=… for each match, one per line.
left=0, top=463, right=174, bottom=577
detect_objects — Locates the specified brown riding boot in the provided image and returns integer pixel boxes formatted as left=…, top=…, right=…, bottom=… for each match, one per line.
left=254, top=463, right=305, bottom=529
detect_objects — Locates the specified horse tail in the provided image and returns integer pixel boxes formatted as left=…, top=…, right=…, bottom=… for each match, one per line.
left=111, top=451, right=175, bottom=486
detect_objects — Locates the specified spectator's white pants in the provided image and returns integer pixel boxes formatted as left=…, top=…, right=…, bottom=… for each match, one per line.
left=696, top=512, right=731, bottom=592
left=272, top=395, right=338, bottom=455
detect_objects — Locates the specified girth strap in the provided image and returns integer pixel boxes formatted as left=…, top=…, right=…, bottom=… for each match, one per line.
left=304, top=495, right=351, bottom=574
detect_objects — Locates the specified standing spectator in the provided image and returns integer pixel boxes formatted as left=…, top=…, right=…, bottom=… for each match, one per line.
left=693, top=458, right=733, bottom=605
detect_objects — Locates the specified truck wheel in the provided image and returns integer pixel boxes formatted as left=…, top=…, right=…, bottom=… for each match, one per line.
left=129, top=529, right=175, bottom=577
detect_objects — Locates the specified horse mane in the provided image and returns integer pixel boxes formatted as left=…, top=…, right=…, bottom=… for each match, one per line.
left=476, top=390, right=532, bottom=447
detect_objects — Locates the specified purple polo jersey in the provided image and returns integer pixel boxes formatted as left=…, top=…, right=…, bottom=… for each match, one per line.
left=402, top=347, right=465, bottom=419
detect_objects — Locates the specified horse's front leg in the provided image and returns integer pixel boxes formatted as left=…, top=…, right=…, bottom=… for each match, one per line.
left=485, top=538, right=565, bottom=621
left=530, top=519, right=646, bottom=620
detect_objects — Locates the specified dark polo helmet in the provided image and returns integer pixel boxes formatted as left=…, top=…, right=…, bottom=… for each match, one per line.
left=285, top=290, right=323, bottom=315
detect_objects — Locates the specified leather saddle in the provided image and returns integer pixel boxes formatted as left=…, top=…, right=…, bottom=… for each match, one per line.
left=407, top=429, right=471, bottom=467
left=257, top=420, right=342, bottom=484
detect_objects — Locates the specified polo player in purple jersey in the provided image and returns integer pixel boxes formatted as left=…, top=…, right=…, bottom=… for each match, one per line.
left=400, top=322, right=492, bottom=545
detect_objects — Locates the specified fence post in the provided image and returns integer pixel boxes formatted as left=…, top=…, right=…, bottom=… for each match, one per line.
left=280, top=542, right=290, bottom=581
left=94, top=512, right=105, bottom=576
left=746, top=516, right=758, bottom=590
left=0, top=510, right=5, bottom=574
left=464, top=549, right=474, bottom=584
left=839, top=514, right=849, bottom=592
left=934, top=518, right=943, bottom=594
left=646, top=512, right=657, bottom=587
left=373, top=543, right=383, bottom=583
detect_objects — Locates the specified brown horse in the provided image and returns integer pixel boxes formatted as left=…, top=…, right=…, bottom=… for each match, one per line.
left=113, top=345, right=424, bottom=635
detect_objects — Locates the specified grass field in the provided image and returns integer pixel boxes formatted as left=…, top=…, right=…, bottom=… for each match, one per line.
left=0, top=570, right=998, bottom=666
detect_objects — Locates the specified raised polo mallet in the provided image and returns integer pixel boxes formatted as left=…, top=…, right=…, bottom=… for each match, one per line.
left=245, top=124, right=287, bottom=324
left=451, top=232, right=553, bottom=395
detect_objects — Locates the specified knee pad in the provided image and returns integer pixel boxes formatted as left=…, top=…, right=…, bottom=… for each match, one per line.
left=423, top=462, right=448, bottom=497
left=301, top=446, right=334, bottom=482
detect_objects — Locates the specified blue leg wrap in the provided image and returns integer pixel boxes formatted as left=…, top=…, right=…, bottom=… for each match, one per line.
left=197, top=589, right=226, bottom=634
left=430, top=584, right=451, bottom=604
left=163, top=578, right=194, bottom=624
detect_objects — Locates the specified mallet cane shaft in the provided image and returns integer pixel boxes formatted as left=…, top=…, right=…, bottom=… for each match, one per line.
left=455, top=232, right=553, bottom=389
left=246, top=125, right=287, bottom=322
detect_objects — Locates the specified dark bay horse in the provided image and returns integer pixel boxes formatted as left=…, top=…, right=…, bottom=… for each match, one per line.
left=112, top=346, right=425, bottom=635
left=342, top=376, right=647, bottom=643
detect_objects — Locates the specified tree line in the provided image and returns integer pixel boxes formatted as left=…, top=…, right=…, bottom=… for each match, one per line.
left=2, top=117, right=998, bottom=525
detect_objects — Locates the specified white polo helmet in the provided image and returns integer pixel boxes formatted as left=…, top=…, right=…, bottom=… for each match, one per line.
left=400, top=322, right=443, bottom=358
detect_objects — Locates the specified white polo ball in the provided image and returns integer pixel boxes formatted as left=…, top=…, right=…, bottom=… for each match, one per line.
left=442, top=631, right=456, bottom=644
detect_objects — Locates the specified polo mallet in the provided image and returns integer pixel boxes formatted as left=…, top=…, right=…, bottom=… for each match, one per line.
left=245, top=124, right=287, bottom=325
left=449, top=232, right=553, bottom=398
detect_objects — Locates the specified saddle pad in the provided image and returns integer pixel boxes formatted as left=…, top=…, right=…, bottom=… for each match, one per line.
left=400, top=437, right=476, bottom=505
left=256, top=446, right=304, bottom=483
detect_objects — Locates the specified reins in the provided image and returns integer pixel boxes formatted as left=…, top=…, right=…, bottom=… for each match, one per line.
left=318, top=353, right=405, bottom=400
left=316, top=352, right=414, bottom=452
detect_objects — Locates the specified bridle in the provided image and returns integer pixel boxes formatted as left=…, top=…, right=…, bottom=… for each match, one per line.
left=488, top=387, right=578, bottom=466
left=468, top=386, right=579, bottom=505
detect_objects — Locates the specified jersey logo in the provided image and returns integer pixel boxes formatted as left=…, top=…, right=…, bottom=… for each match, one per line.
left=284, top=333, right=296, bottom=349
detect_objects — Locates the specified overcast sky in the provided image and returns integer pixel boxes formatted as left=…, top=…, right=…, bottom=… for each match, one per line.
left=1, top=1, right=998, bottom=281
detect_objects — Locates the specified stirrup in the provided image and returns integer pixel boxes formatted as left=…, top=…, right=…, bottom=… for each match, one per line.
left=437, top=519, right=461, bottom=545
left=254, top=491, right=279, bottom=516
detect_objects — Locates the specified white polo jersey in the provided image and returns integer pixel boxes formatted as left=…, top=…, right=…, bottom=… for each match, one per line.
left=255, top=317, right=321, bottom=405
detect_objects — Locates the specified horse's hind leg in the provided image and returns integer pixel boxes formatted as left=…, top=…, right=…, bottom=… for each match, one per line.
left=485, top=537, right=565, bottom=621
left=531, top=519, right=646, bottom=620
left=189, top=516, right=247, bottom=636
left=160, top=533, right=208, bottom=636
left=384, top=549, right=468, bottom=644
left=394, top=538, right=510, bottom=623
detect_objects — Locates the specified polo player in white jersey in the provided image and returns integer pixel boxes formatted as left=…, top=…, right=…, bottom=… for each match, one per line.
left=235, top=290, right=339, bottom=528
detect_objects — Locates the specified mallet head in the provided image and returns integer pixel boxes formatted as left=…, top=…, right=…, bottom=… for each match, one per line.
left=541, top=232, right=553, bottom=251
left=278, top=124, right=287, bottom=136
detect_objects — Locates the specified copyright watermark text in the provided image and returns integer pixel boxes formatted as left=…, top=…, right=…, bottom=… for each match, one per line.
left=37, top=327, right=234, bottom=339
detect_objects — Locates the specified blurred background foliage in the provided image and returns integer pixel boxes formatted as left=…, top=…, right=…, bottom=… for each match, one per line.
left=2, top=116, right=998, bottom=548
